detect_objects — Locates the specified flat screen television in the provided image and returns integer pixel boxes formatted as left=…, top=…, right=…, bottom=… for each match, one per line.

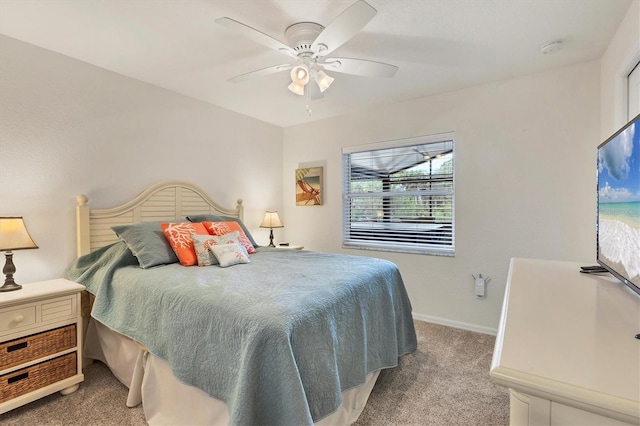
left=597, top=113, right=640, bottom=295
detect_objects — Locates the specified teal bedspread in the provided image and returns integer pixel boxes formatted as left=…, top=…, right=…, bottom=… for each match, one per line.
left=68, top=243, right=417, bottom=425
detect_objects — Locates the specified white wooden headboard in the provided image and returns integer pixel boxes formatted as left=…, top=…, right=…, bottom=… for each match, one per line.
left=76, top=181, right=244, bottom=257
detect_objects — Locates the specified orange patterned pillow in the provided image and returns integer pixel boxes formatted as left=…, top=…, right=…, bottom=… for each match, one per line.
left=201, top=221, right=256, bottom=254
left=161, top=222, right=209, bottom=266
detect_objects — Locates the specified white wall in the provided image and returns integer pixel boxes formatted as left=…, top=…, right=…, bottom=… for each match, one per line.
left=0, top=35, right=283, bottom=284
left=283, top=61, right=600, bottom=333
left=601, top=0, right=639, bottom=136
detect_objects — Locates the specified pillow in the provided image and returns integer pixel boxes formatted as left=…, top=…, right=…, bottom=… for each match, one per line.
left=201, top=221, right=256, bottom=254
left=187, top=214, right=258, bottom=248
left=210, top=242, right=250, bottom=268
left=112, top=221, right=185, bottom=268
left=161, top=222, right=209, bottom=266
left=192, top=232, right=242, bottom=267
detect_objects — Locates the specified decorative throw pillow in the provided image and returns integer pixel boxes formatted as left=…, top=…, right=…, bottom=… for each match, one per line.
left=210, top=242, right=250, bottom=268
left=161, top=222, right=209, bottom=266
left=192, top=232, right=242, bottom=267
left=112, top=221, right=186, bottom=268
left=187, top=215, right=259, bottom=248
left=201, top=221, right=256, bottom=254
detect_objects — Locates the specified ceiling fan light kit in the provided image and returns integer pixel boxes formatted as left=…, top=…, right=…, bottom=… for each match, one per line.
left=287, top=62, right=335, bottom=96
left=288, top=81, right=306, bottom=96
left=315, top=71, right=334, bottom=92
left=216, top=0, right=398, bottom=102
left=290, top=64, right=310, bottom=86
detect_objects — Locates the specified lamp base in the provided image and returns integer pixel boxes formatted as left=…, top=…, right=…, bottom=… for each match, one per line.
left=1, top=251, right=22, bottom=292
left=268, top=229, right=275, bottom=247
left=0, top=281, right=22, bottom=292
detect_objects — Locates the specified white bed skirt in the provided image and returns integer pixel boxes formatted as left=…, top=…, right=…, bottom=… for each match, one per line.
left=84, top=319, right=379, bottom=425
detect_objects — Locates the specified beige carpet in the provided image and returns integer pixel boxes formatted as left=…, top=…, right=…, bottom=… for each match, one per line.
left=1, top=321, right=509, bottom=425
left=354, top=321, right=509, bottom=425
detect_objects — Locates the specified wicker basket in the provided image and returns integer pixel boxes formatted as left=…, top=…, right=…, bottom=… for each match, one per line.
left=0, top=324, right=76, bottom=371
left=0, top=352, right=77, bottom=403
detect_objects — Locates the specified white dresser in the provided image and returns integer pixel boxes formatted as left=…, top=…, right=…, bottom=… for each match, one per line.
left=490, top=258, right=640, bottom=426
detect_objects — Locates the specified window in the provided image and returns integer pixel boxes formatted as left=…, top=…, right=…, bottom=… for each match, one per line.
left=342, top=133, right=455, bottom=255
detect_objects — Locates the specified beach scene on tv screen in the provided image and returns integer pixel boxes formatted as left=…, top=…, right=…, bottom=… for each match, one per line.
left=598, top=118, right=640, bottom=287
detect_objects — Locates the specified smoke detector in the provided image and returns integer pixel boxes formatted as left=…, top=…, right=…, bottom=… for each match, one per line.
left=540, top=40, right=563, bottom=54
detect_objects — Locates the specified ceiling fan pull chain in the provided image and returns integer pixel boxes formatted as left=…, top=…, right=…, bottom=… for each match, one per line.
left=305, top=85, right=313, bottom=116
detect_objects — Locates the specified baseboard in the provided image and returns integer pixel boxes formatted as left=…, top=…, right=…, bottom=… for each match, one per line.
left=412, top=312, right=497, bottom=336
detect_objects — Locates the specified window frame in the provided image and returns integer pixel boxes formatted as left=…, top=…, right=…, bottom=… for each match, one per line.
left=342, top=132, right=455, bottom=256
left=628, top=60, right=640, bottom=120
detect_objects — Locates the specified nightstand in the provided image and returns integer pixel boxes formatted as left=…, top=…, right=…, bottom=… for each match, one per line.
left=276, top=244, right=304, bottom=250
left=0, top=278, right=85, bottom=414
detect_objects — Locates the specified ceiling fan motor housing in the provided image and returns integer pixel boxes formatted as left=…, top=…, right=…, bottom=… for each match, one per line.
left=285, top=22, right=325, bottom=54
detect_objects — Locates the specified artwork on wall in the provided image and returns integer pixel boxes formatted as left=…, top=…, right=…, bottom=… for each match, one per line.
left=295, top=167, right=322, bottom=206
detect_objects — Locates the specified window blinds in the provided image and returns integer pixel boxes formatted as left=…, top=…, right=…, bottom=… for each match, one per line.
left=342, top=135, right=455, bottom=255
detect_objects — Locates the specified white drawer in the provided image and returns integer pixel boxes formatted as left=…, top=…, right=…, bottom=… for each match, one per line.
left=0, top=295, right=76, bottom=338
left=0, top=305, right=37, bottom=334
left=41, top=297, right=74, bottom=323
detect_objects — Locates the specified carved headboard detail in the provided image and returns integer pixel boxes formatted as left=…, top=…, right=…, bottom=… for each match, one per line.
left=76, top=181, right=243, bottom=257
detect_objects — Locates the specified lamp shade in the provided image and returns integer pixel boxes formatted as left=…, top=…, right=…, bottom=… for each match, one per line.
left=259, top=211, right=284, bottom=229
left=287, top=82, right=305, bottom=96
left=314, top=70, right=334, bottom=92
left=0, top=217, right=38, bottom=251
left=290, top=65, right=310, bottom=85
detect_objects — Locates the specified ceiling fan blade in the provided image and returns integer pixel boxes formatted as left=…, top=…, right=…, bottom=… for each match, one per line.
left=228, top=64, right=292, bottom=83
left=216, top=17, right=298, bottom=58
left=311, top=0, right=377, bottom=57
left=307, top=80, right=324, bottom=100
left=320, top=58, right=398, bottom=78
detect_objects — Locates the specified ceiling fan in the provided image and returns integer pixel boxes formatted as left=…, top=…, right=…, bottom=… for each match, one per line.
left=216, top=0, right=398, bottom=100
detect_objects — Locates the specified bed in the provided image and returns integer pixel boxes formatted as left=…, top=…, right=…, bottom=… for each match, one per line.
left=67, top=181, right=417, bottom=425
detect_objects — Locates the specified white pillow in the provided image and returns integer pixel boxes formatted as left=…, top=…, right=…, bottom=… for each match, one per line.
left=210, top=242, right=250, bottom=267
left=192, top=231, right=242, bottom=267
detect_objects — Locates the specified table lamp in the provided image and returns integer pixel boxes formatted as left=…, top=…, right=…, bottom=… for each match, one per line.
left=259, top=211, right=284, bottom=247
left=0, top=217, right=39, bottom=292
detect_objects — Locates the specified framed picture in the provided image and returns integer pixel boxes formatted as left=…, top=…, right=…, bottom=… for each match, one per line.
left=295, top=167, right=322, bottom=206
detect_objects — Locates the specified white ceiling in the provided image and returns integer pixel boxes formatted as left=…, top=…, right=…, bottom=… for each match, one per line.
left=0, top=0, right=633, bottom=127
